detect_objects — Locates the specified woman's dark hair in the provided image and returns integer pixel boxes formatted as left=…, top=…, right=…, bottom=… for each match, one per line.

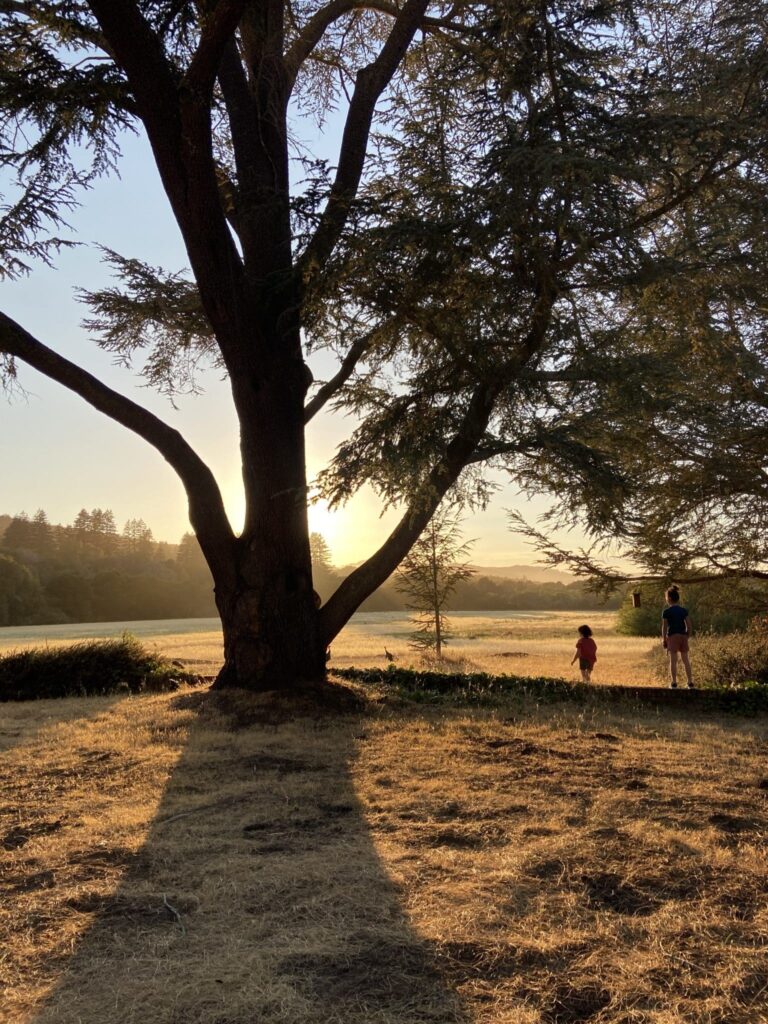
left=578, top=624, right=593, bottom=637
left=666, top=586, right=680, bottom=603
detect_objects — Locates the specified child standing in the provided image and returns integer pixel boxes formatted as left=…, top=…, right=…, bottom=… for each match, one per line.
left=662, top=585, right=694, bottom=688
left=571, top=624, right=597, bottom=682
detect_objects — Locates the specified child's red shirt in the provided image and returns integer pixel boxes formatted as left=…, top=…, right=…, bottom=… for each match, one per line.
left=576, top=637, right=597, bottom=665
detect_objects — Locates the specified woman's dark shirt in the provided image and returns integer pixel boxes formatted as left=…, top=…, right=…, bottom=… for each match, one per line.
left=663, top=605, right=689, bottom=635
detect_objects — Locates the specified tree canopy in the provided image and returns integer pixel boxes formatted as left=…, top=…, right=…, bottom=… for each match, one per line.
left=1, top=0, right=766, bottom=687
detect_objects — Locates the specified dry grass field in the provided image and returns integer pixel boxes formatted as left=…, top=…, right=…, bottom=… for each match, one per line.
left=329, top=611, right=660, bottom=687
left=1, top=644, right=767, bottom=1024
left=0, top=610, right=661, bottom=687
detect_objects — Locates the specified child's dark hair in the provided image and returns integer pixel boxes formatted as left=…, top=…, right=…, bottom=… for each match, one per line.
left=578, top=624, right=593, bottom=637
left=666, top=586, right=680, bottom=603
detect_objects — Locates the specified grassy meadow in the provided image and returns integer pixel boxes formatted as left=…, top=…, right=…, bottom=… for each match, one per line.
left=329, top=611, right=660, bottom=687
left=2, top=613, right=767, bottom=1023
left=0, top=610, right=665, bottom=687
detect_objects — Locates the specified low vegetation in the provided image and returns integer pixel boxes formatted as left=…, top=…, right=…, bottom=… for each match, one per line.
left=335, top=665, right=586, bottom=704
left=337, top=665, right=768, bottom=717
left=616, top=581, right=762, bottom=637
left=0, top=635, right=200, bottom=701
left=649, top=620, right=768, bottom=692
left=693, top=624, right=768, bottom=690
left=0, top=509, right=623, bottom=630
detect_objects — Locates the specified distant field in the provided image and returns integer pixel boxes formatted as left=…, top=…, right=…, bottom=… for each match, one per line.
left=0, top=610, right=664, bottom=687
left=330, top=610, right=661, bottom=687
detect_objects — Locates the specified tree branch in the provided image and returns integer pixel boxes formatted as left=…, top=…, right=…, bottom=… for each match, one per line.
left=215, top=37, right=266, bottom=258
left=0, top=311, right=236, bottom=581
left=284, top=0, right=362, bottom=88
left=185, top=0, right=252, bottom=98
left=318, top=278, right=559, bottom=642
left=304, top=328, right=376, bottom=422
left=520, top=368, right=595, bottom=383
left=0, top=1, right=108, bottom=48
left=508, top=514, right=768, bottom=591
left=296, top=0, right=430, bottom=285
left=284, top=0, right=478, bottom=89
left=85, top=1, right=180, bottom=134
left=87, top=0, right=251, bottom=377
left=319, top=378, right=500, bottom=643
left=561, top=153, right=749, bottom=273
left=464, top=439, right=536, bottom=464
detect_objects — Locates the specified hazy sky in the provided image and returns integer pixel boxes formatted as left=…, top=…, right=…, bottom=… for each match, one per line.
left=1, top=118, right=558, bottom=569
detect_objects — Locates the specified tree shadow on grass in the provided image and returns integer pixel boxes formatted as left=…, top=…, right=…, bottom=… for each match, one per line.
left=28, top=689, right=469, bottom=1024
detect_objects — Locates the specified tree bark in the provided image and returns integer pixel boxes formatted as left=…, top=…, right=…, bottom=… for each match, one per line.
left=212, top=549, right=327, bottom=690
left=209, top=345, right=326, bottom=691
left=211, top=326, right=325, bottom=690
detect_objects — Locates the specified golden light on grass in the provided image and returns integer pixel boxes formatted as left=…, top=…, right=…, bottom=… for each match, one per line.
left=0, top=611, right=663, bottom=687
left=1, top=662, right=767, bottom=1023
left=327, top=610, right=660, bottom=686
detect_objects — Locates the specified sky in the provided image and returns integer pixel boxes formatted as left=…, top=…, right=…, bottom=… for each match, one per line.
left=0, top=111, right=563, bottom=570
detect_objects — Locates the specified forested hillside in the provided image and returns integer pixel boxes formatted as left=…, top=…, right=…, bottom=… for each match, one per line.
left=0, top=509, right=215, bottom=625
left=315, top=542, right=622, bottom=614
left=0, top=510, right=621, bottom=626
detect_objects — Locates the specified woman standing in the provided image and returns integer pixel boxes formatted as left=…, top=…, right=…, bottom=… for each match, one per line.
left=662, top=586, right=695, bottom=688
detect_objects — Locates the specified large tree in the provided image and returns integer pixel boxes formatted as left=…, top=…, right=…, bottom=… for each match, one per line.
left=1, top=0, right=766, bottom=689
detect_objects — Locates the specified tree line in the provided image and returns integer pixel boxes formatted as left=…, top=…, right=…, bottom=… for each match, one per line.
left=5, top=508, right=757, bottom=632
left=312, top=533, right=623, bottom=614
left=0, top=509, right=215, bottom=626
left=1, top=511, right=623, bottom=627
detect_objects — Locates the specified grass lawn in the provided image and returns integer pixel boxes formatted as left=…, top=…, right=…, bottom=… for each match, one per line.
left=1, top=670, right=767, bottom=1023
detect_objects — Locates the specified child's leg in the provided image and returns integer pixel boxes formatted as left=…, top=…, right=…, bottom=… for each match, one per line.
left=680, top=651, right=693, bottom=686
left=581, top=667, right=590, bottom=682
left=668, top=649, right=678, bottom=687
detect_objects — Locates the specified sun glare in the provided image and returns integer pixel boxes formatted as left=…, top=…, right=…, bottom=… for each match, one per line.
left=308, top=498, right=341, bottom=552
left=221, top=482, right=405, bottom=567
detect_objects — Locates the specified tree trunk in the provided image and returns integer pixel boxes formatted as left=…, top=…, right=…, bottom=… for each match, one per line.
left=212, top=555, right=327, bottom=691
left=209, top=343, right=327, bottom=691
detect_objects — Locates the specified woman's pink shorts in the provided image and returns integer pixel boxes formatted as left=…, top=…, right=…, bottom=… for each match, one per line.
left=666, top=634, right=689, bottom=654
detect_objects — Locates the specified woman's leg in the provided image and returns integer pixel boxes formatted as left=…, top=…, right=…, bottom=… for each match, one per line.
left=680, top=651, right=693, bottom=687
left=668, top=649, right=679, bottom=687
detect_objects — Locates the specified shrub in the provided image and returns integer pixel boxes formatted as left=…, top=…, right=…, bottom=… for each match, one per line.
left=0, top=634, right=202, bottom=701
left=650, top=621, right=768, bottom=691
left=690, top=624, right=768, bottom=689
left=337, top=664, right=768, bottom=715
left=333, top=665, right=583, bottom=705
left=617, top=581, right=759, bottom=637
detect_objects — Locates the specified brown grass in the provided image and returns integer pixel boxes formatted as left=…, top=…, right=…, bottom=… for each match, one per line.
left=2, top=666, right=767, bottom=1023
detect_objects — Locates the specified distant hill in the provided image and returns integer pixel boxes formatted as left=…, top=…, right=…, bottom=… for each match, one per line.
left=469, top=564, right=573, bottom=584
left=0, top=515, right=11, bottom=540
